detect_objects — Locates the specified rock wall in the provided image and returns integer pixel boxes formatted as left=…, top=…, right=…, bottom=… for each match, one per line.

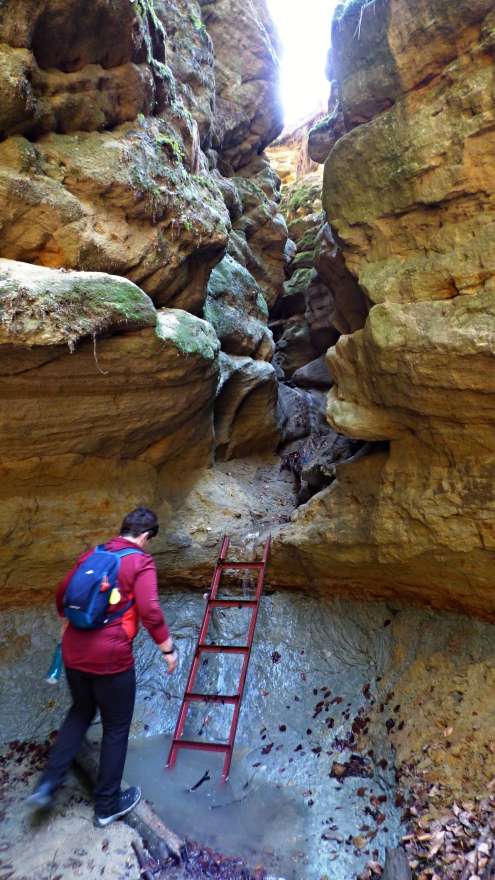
left=3, top=0, right=495, bottom=622
left=4, top=587, right=495, bottom=876
left=270, top=0, right=495, bottom=617
left=0, top=0, right=290, bottom=606
left=267, top=113, right=322, bottom=186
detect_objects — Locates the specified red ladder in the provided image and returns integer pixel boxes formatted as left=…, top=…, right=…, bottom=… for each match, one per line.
left=166, top=534, right=271, bottom=782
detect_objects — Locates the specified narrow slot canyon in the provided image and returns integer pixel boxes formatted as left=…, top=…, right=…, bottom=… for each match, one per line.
left=1, top=2, right=495, bottom=880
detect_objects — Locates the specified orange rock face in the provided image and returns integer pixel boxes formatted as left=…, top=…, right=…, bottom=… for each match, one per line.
left=270, top=0, right=495, bottom=617
left=0, top=0, right=287, bottom=606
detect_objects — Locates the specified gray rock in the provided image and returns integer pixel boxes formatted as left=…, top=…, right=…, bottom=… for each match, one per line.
left=292, top=355, right=333, bottom=390
left=205, top=254, right=273, bottom=359
left=215, top=352, right=279, bottom=459
left=277, top=384, right=313, bottom=444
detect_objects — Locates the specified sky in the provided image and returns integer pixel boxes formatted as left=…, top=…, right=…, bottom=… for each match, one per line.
left=267, top=0, right=338, bottom=128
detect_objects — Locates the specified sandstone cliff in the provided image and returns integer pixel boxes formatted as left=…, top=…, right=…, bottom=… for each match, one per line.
left=271, top=0, right=495, bottom=617
left=0, top=0, right=289, bottom=605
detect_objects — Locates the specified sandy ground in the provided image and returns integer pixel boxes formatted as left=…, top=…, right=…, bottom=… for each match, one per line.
left=0, top=739, right=142, bottom=880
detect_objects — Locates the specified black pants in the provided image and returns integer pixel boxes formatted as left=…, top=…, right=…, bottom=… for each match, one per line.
left=41, top=666, right=136, bottom=816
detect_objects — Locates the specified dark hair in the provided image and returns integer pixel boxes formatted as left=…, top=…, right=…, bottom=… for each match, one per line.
left=120, top=507, right=159, bottom=539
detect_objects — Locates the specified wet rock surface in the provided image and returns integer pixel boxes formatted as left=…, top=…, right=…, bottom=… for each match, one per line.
left=4, top=590, right=495, bottom=879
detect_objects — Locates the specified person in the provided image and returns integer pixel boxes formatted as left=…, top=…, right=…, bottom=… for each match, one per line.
left=27, top=507, right=177, bottom=827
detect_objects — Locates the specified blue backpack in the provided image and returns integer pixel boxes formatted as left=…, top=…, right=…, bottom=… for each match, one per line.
left=63, top=545, right=143, bottom=630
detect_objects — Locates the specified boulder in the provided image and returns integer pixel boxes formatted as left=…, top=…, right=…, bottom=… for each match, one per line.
left=204, top=254, right=273, bottom=359
left=307, top=100, right=346, bottom=164
left=0, top=262, right=220, bottom=606
left=292, top=355, right=333, bottom=390
left=314, top=223, right=370, bottom=335
left=277, top=384, right=314, bottom=445
left=229, top=157, right=288, bottom=308
left=323, top=1, right=495, bottom=306
left=0, top=258, right=156, bottom=347
left=215, top=352, right=279, bottom=459
left=273, top=321, right=319, bottom=379
left=0, top=123, right=230, bottom=314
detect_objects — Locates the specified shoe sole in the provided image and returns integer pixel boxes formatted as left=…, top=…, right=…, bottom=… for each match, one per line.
left=94, top=788, right=141, bottom=827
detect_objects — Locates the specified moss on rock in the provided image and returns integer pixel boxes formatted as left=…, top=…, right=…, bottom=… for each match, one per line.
left=204, top=255, right=272, bottom=358
left=0, top=259, right=156, bottom=348
left=156, top=308, right=220, bottom=361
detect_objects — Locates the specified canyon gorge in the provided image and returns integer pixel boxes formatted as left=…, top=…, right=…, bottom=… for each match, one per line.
left=1, top=1, right=495, bottom=879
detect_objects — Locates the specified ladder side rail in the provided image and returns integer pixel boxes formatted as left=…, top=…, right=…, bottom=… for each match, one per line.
left=167, top=598, right=216, bottom=768
left=193, top=535, right=227, bottom=664
left=221, top=552, right=268, bottom=780
left=210, top=535, right=229, bottom=600
left=168, top=535, right=270, bottom=780
left=166, top=537, right=229, bottom=769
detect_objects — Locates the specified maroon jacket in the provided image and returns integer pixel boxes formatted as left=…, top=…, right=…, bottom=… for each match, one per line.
left=56, top=537, right=170, bottom=675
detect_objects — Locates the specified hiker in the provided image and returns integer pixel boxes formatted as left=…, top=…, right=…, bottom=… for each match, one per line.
left=27, top=507, right=177, bottom=827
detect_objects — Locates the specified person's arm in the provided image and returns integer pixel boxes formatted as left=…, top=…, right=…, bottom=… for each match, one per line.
left=134, top=556, right=177, bottom=673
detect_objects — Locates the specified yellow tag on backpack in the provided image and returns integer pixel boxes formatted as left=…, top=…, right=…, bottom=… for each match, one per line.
left=109, top=588, right=121, bottom=605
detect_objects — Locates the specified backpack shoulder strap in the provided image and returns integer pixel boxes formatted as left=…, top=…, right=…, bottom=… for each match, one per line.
left=105, top=548, right=144, bottom=623
left=115, top=547, right=144, bottom=557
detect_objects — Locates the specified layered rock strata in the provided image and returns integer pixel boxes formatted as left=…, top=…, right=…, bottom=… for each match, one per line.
left=0, top=259, right=221, bottom=605
left=271, top=0, right=495, bottom=617
left=0, top=0, right=288, bottom=604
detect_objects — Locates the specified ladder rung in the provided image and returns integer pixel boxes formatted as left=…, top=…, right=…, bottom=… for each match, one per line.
left=166, top=534, right=271, bottom=782
left=219, top=561, right=264, bottom=570
left=172, top=739, right=230, bottom=753
left=185, top=692, right=239, bottom=704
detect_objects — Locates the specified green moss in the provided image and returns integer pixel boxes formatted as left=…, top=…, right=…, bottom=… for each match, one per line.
left=190, top=10, right=206, bottom=32
left=204, top=256, right=269, bottom=351
left=156, top=309, right=220, bottom=361
left=151, top=60, right=176, bottom=103
left=0, top=268, right=156, bottom=348
left=256, top=292, right=268, bottom=318
left=283, top=180, right=322, bottom=216
left=156, top=132, right=183, bottom=163
left=283, top=267, right=317, bottom=297
left=310, top=114, right=332, bottom=135
left=191, top=173, right=223, bottom=199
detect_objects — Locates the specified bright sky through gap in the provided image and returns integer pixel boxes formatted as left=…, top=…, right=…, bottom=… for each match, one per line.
left=267, top=0, right=338, bottom=128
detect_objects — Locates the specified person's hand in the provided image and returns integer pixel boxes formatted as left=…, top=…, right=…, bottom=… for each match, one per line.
left=164, top=649, right=178, bottom=674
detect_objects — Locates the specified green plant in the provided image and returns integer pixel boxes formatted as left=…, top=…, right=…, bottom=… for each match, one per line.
left=157, top=132, right=184, bottom=163
left=189, top=10, right=206, bottom=33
